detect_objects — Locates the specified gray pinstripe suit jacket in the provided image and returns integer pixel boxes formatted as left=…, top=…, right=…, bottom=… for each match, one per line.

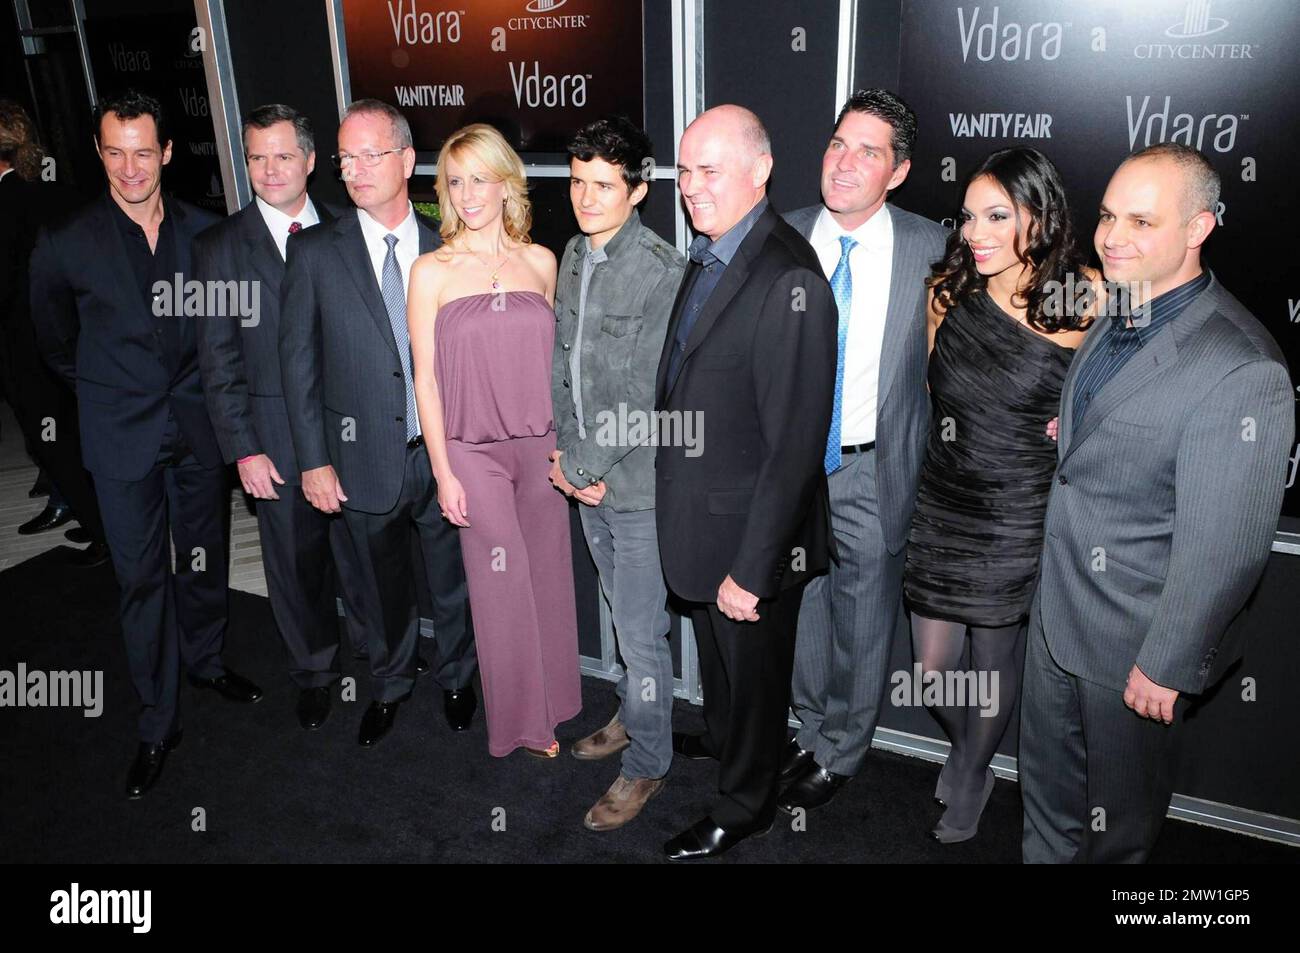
left=784, top=202, right=950, bottom=555
left=1036, top=271, right=1293, bottom=695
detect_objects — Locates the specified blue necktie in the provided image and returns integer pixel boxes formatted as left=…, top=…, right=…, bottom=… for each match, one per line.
left=824, top=235, right=857, bottom=474
left=381, top=234, right=419, bottom=441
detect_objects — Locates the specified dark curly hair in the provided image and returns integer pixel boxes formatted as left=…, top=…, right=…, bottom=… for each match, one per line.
left=928, top=147, right=1092, bottom=334
left=566, top=116, right=654, bottom=192
left=94, top=88, right=167, bottom=146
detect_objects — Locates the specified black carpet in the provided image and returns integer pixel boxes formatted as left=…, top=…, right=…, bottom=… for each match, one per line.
left=2, top=546, right=1294, bottom=863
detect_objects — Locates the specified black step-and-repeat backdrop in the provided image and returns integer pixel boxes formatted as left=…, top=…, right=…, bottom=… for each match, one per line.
left=83, top=3, right=226, bottom=215
left=897, top=0, right=1299, bottom=523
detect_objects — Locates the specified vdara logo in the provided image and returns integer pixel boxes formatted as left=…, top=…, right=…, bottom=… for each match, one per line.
left=388, top=0, right=461, bottom=46
left=50, top=884, right=151, bottom=933
left=509, top=61, right=588, bottom=108
left=1125, top=95, right=1242, bottom=153
left=1134, top=0, right=1255, bottom=60
left=956, top=6, right=1064, bottom=63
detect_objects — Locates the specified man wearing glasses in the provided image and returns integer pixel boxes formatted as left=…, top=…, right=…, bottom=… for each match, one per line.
left=279, top=99, right=477, bottom=747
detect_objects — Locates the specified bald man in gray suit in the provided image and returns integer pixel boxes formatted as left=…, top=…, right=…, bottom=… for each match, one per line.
left=1020, top=142, right=1293, bottom=863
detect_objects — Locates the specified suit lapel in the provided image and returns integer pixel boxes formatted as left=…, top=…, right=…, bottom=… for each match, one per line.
left=1058, top=283, right=1222, bottom=465
left=1057, top=309, right=1109, bottom=455
left=332, top=211, right=399, bottom=356
left=661, top=207, right=776, bottom=402
left=238, top=203, right=284, bottom=298
left=415, top=214, right=442, bottom=254
left=655, top=261, right=698, bottom=406
left=876, top=206, right=923, bottom=408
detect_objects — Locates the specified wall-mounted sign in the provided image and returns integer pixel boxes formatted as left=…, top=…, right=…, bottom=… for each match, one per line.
left=342, top=0, right=645, bottom=155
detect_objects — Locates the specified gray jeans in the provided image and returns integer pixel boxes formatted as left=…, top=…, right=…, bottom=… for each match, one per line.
left=579, top=504, right=673, bottom=780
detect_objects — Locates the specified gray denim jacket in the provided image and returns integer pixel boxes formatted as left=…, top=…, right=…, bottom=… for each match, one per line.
left=551, top=210, right=685, bottom=511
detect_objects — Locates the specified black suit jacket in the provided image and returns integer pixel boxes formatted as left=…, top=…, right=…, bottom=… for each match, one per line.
left=193, top=198, right=340, bottom=481
left=29, top=193, right=222, bottom=480
left=279, top=207, right=442, bottom=514
left=654, top=205, right=837, bottom=603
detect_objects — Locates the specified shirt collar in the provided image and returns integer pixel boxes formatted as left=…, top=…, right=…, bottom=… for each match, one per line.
left=107, top=191, right=171, bottom=235
left=255, top=193, right=317, bottom=234
left=1114, top=269, right=1211, bottom=335
left=356, top=202, right=418, bottom=250
left=589, top=207, right=641, bottom=263
left=701, top=196, right=769, bottom=266
left=812, top=202, right=892, bottom=252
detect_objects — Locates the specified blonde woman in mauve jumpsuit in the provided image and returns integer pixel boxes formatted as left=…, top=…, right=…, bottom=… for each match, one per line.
left=408, top=123, right=581, bottom=758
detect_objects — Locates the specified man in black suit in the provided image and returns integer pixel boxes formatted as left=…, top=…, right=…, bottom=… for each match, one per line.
left=657, top=105, right=837, bottom=860
left=279, top=99, right=476, bottom=747
left=194, top=104, right=371, bottom=731
left=29, top=89, right=262, bottom=799
left=0, top=98, right=106, bottom=562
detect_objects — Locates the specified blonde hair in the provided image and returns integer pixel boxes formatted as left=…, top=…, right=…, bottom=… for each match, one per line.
left=434, top=123, right=531, bottom=245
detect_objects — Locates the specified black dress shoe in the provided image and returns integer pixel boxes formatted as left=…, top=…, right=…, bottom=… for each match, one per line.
left=778, top=737, right=816, bottom=786
left=68, top=541, right=111, bottom=569
left=671, top=731, right=716, bottom=760
left=18, top=503, right=72, bottom=535
left=29, top=474, right=50, bottom=498
left=663, top=815, right=773, bottom=861
left=125, top=730, right=183, bottom=799
left=296, top=686, right=332, bottom=730
left=778, top=764, right=850, bottom=814
left=416, top=656, right=429, bottom=676
left=187, top=670, right=264, bottom=703
left=359, top=700, right=401, bottom=746
left=444, top=685, right=476, bottom=731
left=65, top=526, right=92, bottom=544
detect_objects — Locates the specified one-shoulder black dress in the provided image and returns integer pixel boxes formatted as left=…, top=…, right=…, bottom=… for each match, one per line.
left=903, top=290, right=1076, bottom=627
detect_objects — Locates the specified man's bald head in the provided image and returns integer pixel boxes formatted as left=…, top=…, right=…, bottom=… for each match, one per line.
left=1122, top=142, right=1220, bottom=223
left=677, top=105, right=773, bottom=241
left=688, top=104, right=771, bottom=162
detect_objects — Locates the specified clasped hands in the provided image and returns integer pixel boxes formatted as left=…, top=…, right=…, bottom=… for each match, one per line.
left=547, top=450, right=606, bottom=506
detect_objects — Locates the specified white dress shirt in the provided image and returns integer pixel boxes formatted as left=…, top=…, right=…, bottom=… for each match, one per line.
left=810, top=203, right=894, bottom=445
left=255, top=194, right=320, bottom=260
left=356, top=203, right=420, bottom=293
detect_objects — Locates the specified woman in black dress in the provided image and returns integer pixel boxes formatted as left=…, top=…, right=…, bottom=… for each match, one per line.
left=904, top=148, right=1097, bottom=842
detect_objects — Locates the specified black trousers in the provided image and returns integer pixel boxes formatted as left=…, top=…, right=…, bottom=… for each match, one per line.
left=341, top=442, right=476, bottom=703
left=5, top=318, right=105, bottom=543
left=688, top=583, right=805, bottom=828
left=255, top=487, right=369, bottom=689
left=94, top=414, right=228, bottom=743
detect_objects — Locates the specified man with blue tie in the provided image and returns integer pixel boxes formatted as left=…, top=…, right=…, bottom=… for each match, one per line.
left=780, top=90, right=948, bottom=813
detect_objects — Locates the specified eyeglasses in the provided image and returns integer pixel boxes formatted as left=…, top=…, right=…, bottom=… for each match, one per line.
left=331, top=149, right=404, bottom=169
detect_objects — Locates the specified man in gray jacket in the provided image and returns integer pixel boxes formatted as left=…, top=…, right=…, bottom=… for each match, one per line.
left=780, top=90, right=948, bottom=812
left=548, top=117, right=685, bottom=831
left=1021, top=142, right=1293, bottom=862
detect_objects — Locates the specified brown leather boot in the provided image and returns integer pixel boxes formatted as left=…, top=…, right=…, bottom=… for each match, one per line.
left=570, top=713, right=630, bottom=761
left=583, top=774, right=665, bottom=831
